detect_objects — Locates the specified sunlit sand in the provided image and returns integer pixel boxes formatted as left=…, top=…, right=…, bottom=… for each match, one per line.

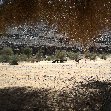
left=0, top=57, right=111, bottom=90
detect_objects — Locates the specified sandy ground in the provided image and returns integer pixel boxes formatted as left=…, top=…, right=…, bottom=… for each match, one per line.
left=0, top=58, right=111, bottom=90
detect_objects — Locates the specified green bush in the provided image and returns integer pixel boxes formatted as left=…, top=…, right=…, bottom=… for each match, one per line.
left=0, top=55, right=10, bottom=63
left=26, top=56, right=36, bottom=63
left=19, top=54, right=27, bottom=61
left=10, top=59, right=18, bottom=65
left=84, top=51, right=91, bottom=59
left=0, top=56, right=2, bottom=62
left=45, top=55, right=55, bottom=61
left=36, top=52, right=43, bottom=61
left=1, top=47, right=13, bottom=56
left=0, top=47, right=14, bottom=63
left=89, top=53, right=97, bottom=60
left=45, top=56, right=52, bottom=61
left=100, top=54, right=107, bottom=60
left=84, top=52, right=97, bottom=61
left=55, top=50, right=66, bottom=60
left=67, top=51, right=80, bottom=60
left=9, top=55, right=19, bottom=65
left=23, top=47, right=32, bottom=58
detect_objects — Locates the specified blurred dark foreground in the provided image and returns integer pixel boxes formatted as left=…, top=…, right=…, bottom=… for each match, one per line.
left=0, top=79, right=111, bottom=111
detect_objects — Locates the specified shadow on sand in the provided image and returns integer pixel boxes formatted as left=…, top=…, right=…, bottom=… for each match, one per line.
left=0, top=80, right=111, bottom=111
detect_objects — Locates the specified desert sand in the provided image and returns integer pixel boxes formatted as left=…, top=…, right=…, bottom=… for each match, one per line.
left=0, top=57, right=111, bottom=90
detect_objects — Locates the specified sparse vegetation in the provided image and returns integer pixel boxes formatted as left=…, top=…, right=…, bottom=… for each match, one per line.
left=84, top=51, right=91, bottom=59
left=23, top=47, right=32, bottom=58
left=100, top=53, right=107, bottom=60
left=45, top=55, right=54, bottom=61
left=89, top=53, right=97, bottom=61
left=67, top=51, right=80, bottom=61
left=84, top=51, right=97, bottom=61
left=55, top=50, right=66, bottom=60
left=9, top=55, right=19, bottom=65
left=36, top=51, right=44, bottom=61
left=0, top=47, right=14, bottom=63
left=0, top=45, right=109, bottom=65
left=0, top=54, right=10, bottom=63
left=1, top=47, right=13, bottom=56
left=19, top=54, right=27, bottom=61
